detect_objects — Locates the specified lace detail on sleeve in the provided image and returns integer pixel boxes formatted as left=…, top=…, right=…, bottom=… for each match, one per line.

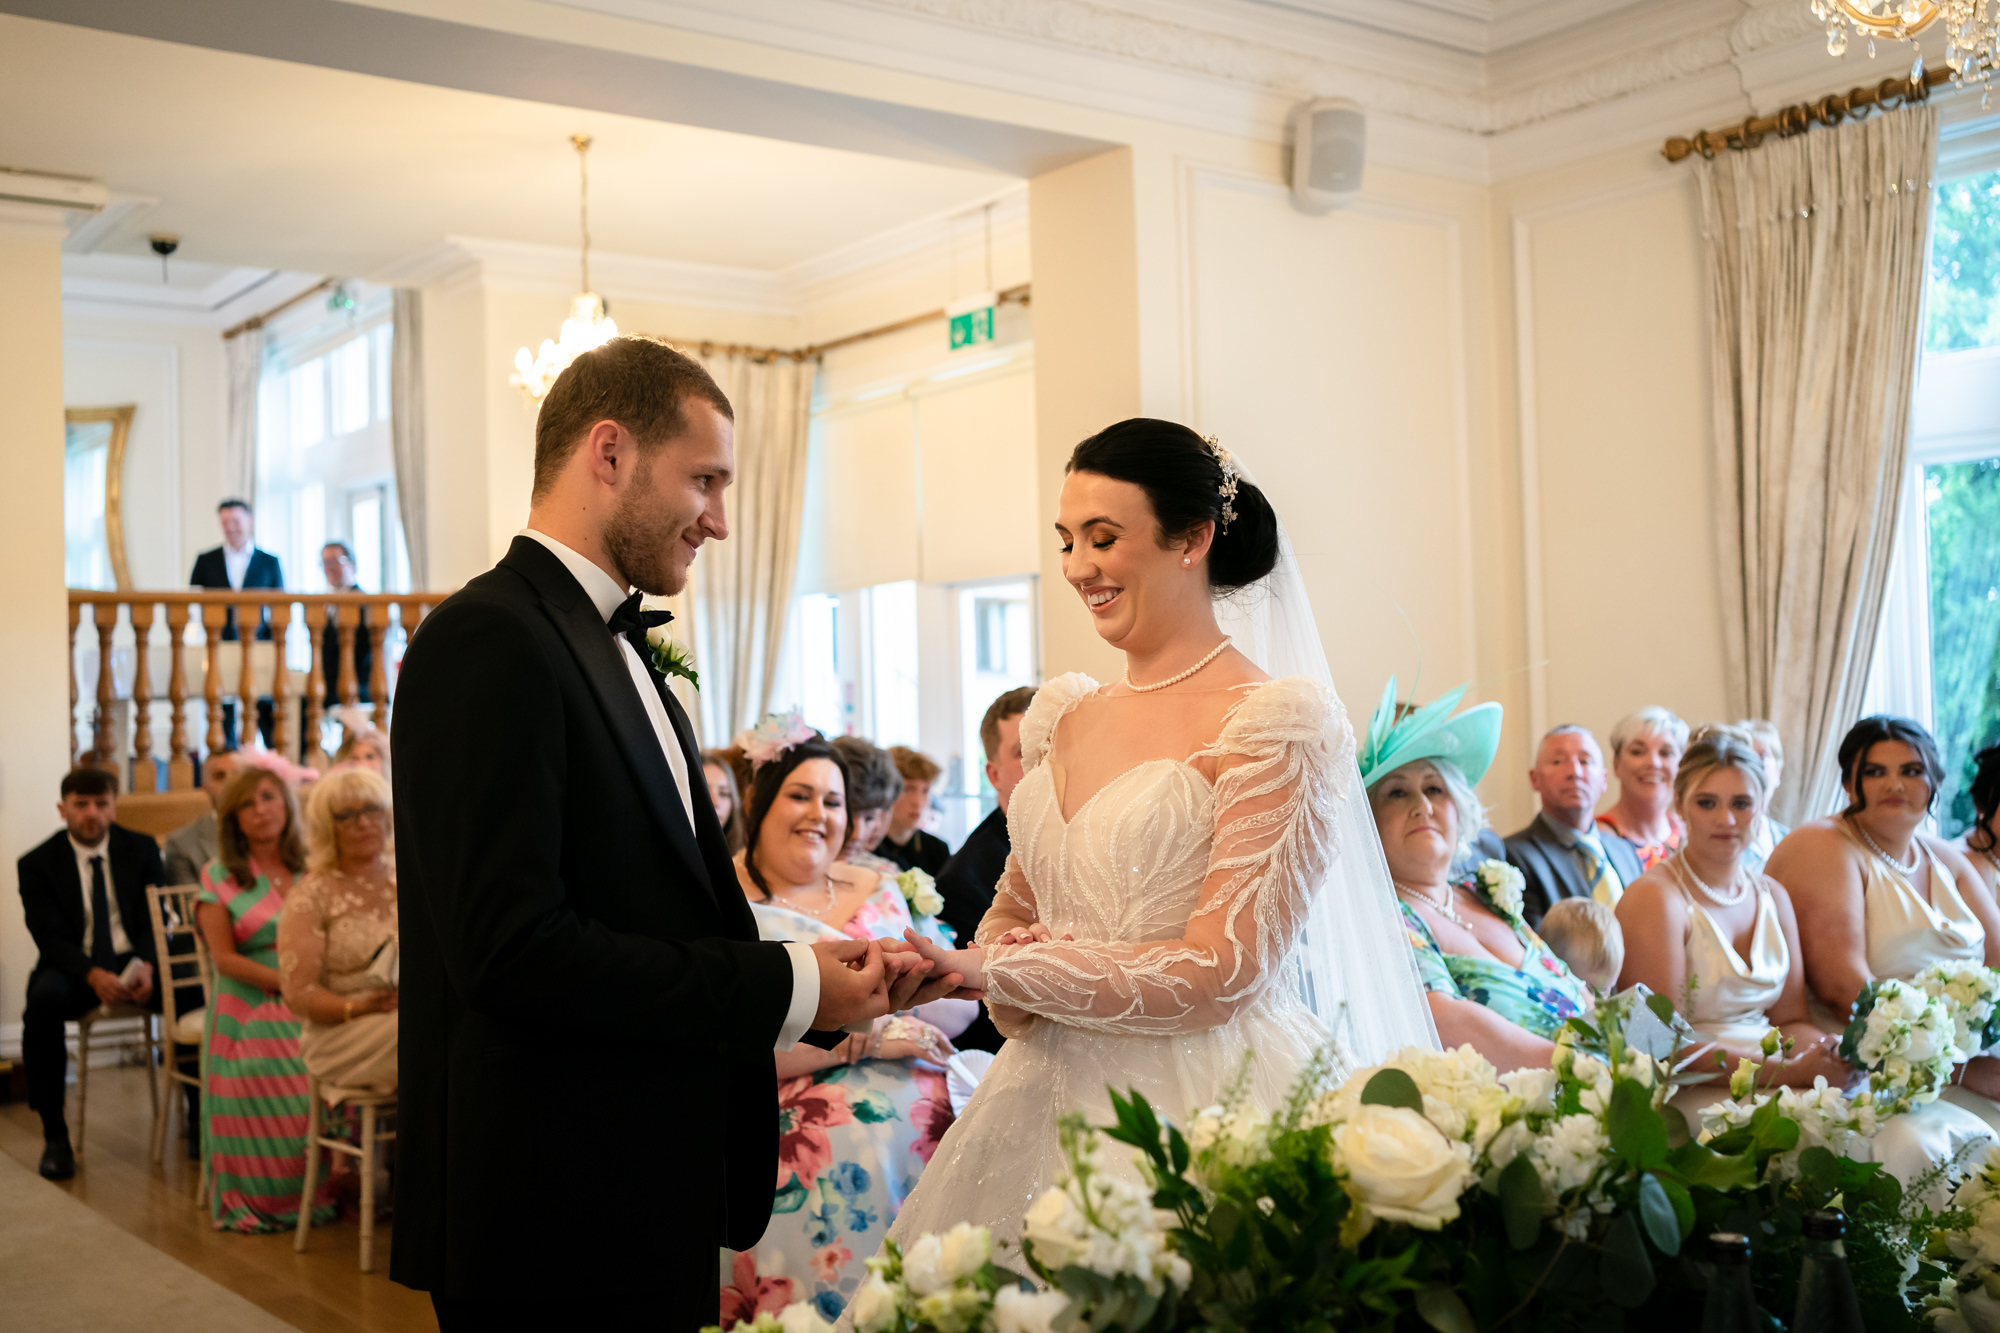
left=1018, top=672, right=1099, bottom=774
left=980, top=676, right=1351, bottom=1035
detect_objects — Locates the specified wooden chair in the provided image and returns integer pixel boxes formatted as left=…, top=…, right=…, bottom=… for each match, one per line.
left=116, top=790, right=213, bottom=842
left=144, top=885, right=210, bottom=1168
left=69, top=1003, right=159, bottom=1155
left=295, top=1078, right=397, bottom=1272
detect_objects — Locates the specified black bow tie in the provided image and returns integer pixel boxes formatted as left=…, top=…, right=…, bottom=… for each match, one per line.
left=607, top=590, right=673, bottom=649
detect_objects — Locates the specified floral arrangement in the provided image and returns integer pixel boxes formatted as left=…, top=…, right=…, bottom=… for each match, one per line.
left=1916, top=960, right=2000, bottom=1059
left=1699, top=1074, right=1883, bottom=1185
left=895, top=868, right=947, bottom=922
left=1840, top=977, right=1965, bottom=1113
left=738, top=711, right=817, bottom=768
left=1922, top=1143, right=2000, bottom=1333
left=1472, top=858, right=1526, bottom=924
left=644, top=622, right=700, bottom=689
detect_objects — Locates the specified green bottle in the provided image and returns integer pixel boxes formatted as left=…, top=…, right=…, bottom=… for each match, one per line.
left=1700, top=1232, right=1761, bottom=1333
left=1791, top=1210, right=1864, bottom=1333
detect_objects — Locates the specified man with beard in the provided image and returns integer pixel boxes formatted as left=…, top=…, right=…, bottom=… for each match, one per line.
left=390, top=336, right=962, bottom=1328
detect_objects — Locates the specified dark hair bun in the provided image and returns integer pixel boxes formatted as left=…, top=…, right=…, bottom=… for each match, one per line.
left=1066, top=418, right=1280, bottom=593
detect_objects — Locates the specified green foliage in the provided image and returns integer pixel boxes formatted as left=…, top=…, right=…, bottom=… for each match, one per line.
left=1927, top=170, right=2000, bottom=353
left=1924, top=455, right=2000, bottom=838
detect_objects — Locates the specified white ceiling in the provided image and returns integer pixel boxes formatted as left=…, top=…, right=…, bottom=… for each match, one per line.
left=0, top=13, right=1015, bottom=281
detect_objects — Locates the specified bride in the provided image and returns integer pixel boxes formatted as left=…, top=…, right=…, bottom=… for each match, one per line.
left=884, top=418, right=1436, bottom=1253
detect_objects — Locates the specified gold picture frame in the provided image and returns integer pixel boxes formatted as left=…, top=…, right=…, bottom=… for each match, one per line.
left=65, top=404, right=134, bottom=591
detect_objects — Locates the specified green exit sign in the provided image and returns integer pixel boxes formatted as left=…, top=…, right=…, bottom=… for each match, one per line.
left=947, top=292, right=997, bottom=350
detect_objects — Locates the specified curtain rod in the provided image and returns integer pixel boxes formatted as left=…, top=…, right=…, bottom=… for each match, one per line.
left=667, top=282, right=1031, bottom=364
left=222, top=277, right=339, bottom=341
left=1663, top=64, right=1949, bottom=162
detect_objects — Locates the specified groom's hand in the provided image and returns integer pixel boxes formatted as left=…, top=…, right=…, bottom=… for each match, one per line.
left=808, top=938, right=893, bottom=1030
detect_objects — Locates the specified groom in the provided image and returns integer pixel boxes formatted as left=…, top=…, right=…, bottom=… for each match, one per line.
left=391, top=336, right=952, bottom=1329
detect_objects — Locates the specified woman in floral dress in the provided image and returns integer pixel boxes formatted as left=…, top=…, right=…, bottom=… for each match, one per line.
left=718, top=728, right=974, bottom=1328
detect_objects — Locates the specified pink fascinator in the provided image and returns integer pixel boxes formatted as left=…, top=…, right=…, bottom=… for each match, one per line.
left=234, top=746, right=319, bottom=787
left=736, top=711, right=816, bottom=769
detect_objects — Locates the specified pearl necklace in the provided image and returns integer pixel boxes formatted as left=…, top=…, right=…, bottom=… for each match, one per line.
left=777, top=874, right=841, bottom=919
left=1851, top=816, right=1922, bottom=877
left=1669, top=853, right=1751, bottom=909
left=1395, top=880, right=1472, bottom=930
left=1123, top=637, right=1231, bottom=693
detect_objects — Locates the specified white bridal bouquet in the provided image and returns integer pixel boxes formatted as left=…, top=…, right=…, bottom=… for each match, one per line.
left=1839, top=977, right=1965, bottom=1114
left=1916, top=960, right=2000, bottom=1060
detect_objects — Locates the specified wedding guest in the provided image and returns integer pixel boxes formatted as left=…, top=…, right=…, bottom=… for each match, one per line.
left=1769, top=716, right=2000, bottom=1130
left=1953, top=743, right=1999, bottom=901
left=330, top=712, right=388, bottom=776
left=1738, top=718, right=1793, bottom=870
left=197, top=765, right=337, bottom=1233
left=1597, top=707, right=1688, bottom=871
left=1504, top=725, right=1643, bottom=926
left=831, top=735, right=904, bottom=876
left=722, top=732, right=971, bottom=1326
left=278, top=768, right=398, bottom=1101
left=879, top=746, right=949, bottom=875
left=702, top=749, right=747, bottom=855
left=934, top=686, right=1036, bottom=1055
left=1536, top=899, right=1623, bottom=996
left=164, top=747, right=241, bottom=886
left=17, top=767, right=163, bottom=1180
left=189, top=498, right=282, bottom=749
left=319, top=541, right=373, bottom=705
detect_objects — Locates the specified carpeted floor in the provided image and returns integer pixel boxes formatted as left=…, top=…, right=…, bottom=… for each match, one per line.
left=0, top=1147, right=297, bottom=1331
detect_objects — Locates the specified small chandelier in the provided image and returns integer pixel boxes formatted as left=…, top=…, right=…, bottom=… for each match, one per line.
left=1810, top=1, right=1997, bottom=88
left=511, top=134, right=619, bottom=403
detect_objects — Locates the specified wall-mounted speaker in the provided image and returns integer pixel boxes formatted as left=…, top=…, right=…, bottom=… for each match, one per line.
left=1288, top=97, right=1366, bottom=214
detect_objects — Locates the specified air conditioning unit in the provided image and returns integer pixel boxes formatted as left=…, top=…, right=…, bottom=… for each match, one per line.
left=0, top=168, right=108, bottom=213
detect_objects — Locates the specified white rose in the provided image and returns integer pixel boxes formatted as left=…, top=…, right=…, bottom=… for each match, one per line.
left=992, top=1285, right=1071, bottom=1333
left=1332, top=1104, right=1474, bottom=1229
left=914, top=1286, right=990, bottom=1333
left=937, top=1222, right=993, bottom=1283
left=1500, top=1067, right=1559, bottom=1115
left=1021, top=1188, right=1085, bottom=1270
left=902, top=1232, right=950, bottom=1295
left=1954, top=1280, right=2000, bottom=1333
left=778, top=1304, right=837, bottom=1333
left=849, top=1272, right=900, bottom=1333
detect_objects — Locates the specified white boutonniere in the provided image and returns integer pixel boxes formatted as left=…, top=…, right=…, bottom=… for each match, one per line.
left=894, top=867, right=945, bottom=920
left=1474, top=859, right=1525, bottom=924
left=643, top=624, right=699, bottom=690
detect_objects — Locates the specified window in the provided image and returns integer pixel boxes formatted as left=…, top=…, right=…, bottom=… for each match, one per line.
left=1927, top=169, right=2000, bottom=353
left=1926, top=455, right=2000, bottom=833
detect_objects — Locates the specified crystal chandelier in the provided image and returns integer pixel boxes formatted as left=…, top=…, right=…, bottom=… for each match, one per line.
left=1810, top=1, right=1998, bottom=86
left=511, top=134, right=619, bottom=403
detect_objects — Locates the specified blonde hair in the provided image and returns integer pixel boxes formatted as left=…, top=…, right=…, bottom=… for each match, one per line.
left=1737, top=718, right=1784, bottom=767
left=1538, top=898, right=1624, bottom=993
left=1672, top=733, right=1768, bottom=813
left=1609, top=706, right=1689, bottom=760
left=303, top=766, right=394, bottom=873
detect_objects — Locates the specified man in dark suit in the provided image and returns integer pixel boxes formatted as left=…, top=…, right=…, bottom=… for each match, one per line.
left=17, top=766, right=164, bottom=1179
left=935, top=685, right=1036, bottom=1054
left=391, top=336, right=958, bottom=1330
left=318, top=540, right=372, bottom=705
left=189, top=498, right=284, bottom=747
left=1504, top=724, right=1643, bottom=928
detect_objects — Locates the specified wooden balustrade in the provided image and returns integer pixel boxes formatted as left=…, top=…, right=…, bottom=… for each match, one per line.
left=67, top=589, right=447, bottom=791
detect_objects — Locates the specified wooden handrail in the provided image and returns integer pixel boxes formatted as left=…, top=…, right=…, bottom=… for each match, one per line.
left=67, top=587, right=452, bottom=789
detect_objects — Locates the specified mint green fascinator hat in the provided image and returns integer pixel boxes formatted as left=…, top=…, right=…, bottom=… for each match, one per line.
left=1356, top=678, right=1503, bottom=791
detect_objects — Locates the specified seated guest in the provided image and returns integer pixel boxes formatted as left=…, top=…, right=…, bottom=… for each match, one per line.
left=197, top=765, right=337, bottom=1233
left=721, top=731, right=974, bottom=1326
left=164, top=747, right=240, bottom=887
left=329, top=712, right=388, bottom=776
left=1505, top=724, right=1643, bottom=926
left=1769, top=716, right=2000, bottom=1130
left=1363, top=685, right=1593, bottom=1071
left=1738, top=717, right=1793, bottom=870
left=831, top=735, right=904, bottom=876
left=1953, top=743, right=1999, bottom=901
left=1597, top=707, right=1688, bottom=872
left=277, top=767, right=398, bottom=1101
left=702, top=749, right=747, bottom=855
left=17, top=767, right=163, bottom=1180
left=934, top=687, right=1037, bottom=1054
left=879, top=746, right=950, bottom=876
left=1536, top=899, right=1623, bottom=996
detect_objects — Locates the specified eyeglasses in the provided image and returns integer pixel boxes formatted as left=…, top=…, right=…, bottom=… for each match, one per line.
left=331, top=805, right=386, bottom=824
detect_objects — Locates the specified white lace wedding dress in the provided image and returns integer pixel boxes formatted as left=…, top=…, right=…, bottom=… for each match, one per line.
left=884, top=670, right=1352, bottom=1256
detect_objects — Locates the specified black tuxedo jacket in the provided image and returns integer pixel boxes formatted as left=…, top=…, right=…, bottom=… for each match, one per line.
left=390, top=536, right=798, bottom=1311
left=189, top=546, right=284, bottom=641
left=18, top=824, right=164, bottom=980
left=1503, top=812, right=1644, bottom=930
left=934, top=806, right=1010, bottom=1053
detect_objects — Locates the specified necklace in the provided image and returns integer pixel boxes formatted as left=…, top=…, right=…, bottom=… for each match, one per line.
left=1851, top=816, right=1922, bottom=877
left=1123, top=637, right=1230, bottom=693
left=1669, top=853, right=1750, bottom=908
left=779, top=874, right=842, bottom=919
left=1395, top=880, right=1471, bottom=930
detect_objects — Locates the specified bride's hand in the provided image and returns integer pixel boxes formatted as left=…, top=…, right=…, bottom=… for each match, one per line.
left=992, top=923, right=1070, bottom=946
left=901, top=928, right=986, bottom=993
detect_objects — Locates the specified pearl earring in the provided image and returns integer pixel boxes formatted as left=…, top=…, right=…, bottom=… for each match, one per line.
left=1183, top=557, right=1191, bottom=566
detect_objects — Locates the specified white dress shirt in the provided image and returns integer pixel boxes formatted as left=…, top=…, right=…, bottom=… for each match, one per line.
left=222, top=541, right=252, bottom=590
left=69, top=834, right=134, bottom=958
left=520, top=530, right=820, bottom=1050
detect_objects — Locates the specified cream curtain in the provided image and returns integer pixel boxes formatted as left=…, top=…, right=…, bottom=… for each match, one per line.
left=1695, top=104, right=1937, bottom=826
left=391, top=289, right=429, bottom=589
left=222, top=326, right=262, bottom=507
left=672, top=352, right=815, bottom=747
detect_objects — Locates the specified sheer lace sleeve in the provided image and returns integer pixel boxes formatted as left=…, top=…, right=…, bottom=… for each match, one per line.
left=275, top=873, right=337, bottom=1021
left=979, top=677, right=1349, bottom=1035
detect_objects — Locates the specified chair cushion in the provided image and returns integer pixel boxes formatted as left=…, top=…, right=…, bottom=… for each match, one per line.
left=172, top=1007, right=205, bottom=1045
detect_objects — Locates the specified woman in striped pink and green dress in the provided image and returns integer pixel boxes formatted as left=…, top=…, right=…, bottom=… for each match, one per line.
left=195, top=763, right=337, bottom=1234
